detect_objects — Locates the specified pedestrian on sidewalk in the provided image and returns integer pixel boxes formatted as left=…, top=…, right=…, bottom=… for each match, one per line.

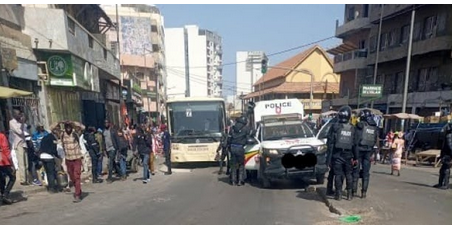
left=133, top=127, right=152, bottom=183
left=161, top=124, right=172, bottom=175
left=95, top=128, right=104, bottom=178
left=8, top=109, right=28, bottom=186
left=117, top=128, right=129, bottom=181
left=434, top=123, right=451, bottom=189
left=24, top=124, right=42, bottom=186
left=0, top=128, right=15, bottom=205
left=103, top=120, right=120, bottom=184
left=391, top=132, right=404, bottom=177
left=61, top=121, right=84, bottom=203
left=39, top=125, right=61, bottom=193
left=85, top=127, right=103, bottom=184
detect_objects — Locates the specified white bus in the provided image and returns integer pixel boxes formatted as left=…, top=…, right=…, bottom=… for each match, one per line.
left=166, top=97, right=227, bottom=163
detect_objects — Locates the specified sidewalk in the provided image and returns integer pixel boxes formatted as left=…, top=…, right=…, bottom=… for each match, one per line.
left=316, top=163, right=452, bottom=224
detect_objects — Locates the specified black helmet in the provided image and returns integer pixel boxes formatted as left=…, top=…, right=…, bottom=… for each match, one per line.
left=236, top=115, right=248, bottom=125
left=360, top=109, right=372, bottom=123
left=337, top=106, right=352, bottom=124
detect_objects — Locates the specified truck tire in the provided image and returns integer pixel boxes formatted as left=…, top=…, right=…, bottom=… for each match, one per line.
left=258, top=157, right=271, bottom=188
left=316, top=173, right=325, bottom=185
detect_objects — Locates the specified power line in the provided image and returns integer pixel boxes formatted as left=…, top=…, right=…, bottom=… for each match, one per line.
left=164, top=35, right=336, bottom=69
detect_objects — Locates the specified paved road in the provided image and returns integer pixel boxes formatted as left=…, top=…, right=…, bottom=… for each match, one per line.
left=0, top=165, right=333, bottom=225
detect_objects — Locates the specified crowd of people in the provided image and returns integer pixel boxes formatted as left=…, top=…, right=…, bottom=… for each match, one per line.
left=0, top=109, right=172, bottom=204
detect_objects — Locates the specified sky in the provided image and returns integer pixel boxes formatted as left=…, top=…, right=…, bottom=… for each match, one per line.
left=158, top=4, right=345, bottom=97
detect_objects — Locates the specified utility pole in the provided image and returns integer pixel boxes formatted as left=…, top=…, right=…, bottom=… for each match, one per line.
left=116, top=4, right=124, bottom=125
left=401, top=7, right=416, bottom=131
left=371, top=4, right=384, bottom=109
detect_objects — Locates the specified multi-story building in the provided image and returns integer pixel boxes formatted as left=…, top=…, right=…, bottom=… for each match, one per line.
left=21, top=4, right=121, bottom=128
left=235, top=51, right=267, bottom=96
left=328, top=4, right=452, bottom=116
left=244, top=46, right=340, bottom=115
left=165, top=25, right=223, bottom=99
left=102, top=4, right=167, bottom=124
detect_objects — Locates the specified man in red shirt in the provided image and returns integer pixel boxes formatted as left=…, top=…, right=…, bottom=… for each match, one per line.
left=0, top=130, right=16, bottom=205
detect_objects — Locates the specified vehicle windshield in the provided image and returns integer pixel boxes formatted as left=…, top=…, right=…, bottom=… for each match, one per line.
left=168, top=101, right=225, bottom=137
left=262, top=121, right=315, bottom=141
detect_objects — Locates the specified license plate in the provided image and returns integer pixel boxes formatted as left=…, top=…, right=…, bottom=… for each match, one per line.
left=188, top=147, right=209, bottom=152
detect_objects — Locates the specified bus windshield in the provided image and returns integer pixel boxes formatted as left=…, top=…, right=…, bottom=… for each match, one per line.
left=168, top=101, right=225, bottom=137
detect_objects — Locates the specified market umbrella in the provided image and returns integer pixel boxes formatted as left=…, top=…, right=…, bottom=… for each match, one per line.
left=353, top=108, right=383, bottom=116
left=0, top=86, right=32, bottom=98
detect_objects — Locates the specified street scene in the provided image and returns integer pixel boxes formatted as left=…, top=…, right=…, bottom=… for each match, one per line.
left=0, top=3, right=452, bottom=225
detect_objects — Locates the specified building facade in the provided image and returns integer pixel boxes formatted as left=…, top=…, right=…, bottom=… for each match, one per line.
left=102, top=4, right=167, bottom=124
left=244, top=46, right=340, bottom=114
left=22, top=4, right=121, bottom=129
left=165, top=25, right=223, bottom=99
left=328, top=4, right=452, bottom=116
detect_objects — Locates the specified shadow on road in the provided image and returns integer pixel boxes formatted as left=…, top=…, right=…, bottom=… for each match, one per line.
left=296, top=187, right=324, bottom=203
left=9, top=191, right=28, bottom=203
left=404, top=181, right=436, bottom=188
left=372, top=171, right=392, bottom=176
left=173, top=162, right=218, bottom=169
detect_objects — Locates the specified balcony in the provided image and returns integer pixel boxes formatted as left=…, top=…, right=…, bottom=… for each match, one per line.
left=336, top=17, right=371, bottom=38
left=369, top=4, right=415, bottom=23
left=333, top=49, right=368, bottom=72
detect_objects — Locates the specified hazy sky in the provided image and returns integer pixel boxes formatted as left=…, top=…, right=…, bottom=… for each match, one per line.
left=158, top=4, right=344, bottom=96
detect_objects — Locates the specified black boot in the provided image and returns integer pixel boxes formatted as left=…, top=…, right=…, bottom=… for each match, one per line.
left=335, top=191, right=342, bottom=201
left=361, top=191, right=367, bottom=199
left=347, top=190, right=353, bottom=201
left=2, top=194, right=13, bottom=205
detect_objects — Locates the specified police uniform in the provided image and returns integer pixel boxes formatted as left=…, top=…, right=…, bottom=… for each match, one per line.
left=352, top=110, right=379, bottom=198
left=217, top=130, right=230, bottom=175
left=227, top=116, right=250, bottom=186
left=434, top=123, right=452, bottom=189
left=327, top=106, right=357, bottom=201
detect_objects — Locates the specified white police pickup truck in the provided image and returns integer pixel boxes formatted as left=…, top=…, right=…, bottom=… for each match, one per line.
left=244, top=99, right=328, bottom=188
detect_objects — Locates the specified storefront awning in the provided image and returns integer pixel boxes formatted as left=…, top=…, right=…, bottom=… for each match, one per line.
left=0, top=86, right=33, bottom=99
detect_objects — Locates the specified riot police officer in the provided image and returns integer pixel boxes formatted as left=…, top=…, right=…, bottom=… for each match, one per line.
left=326, top=117, right=338, bottom=196
left=326, top=106, right=357, bottom=201
left=353, top=109, right=378, bottom=198
left=227, top=115, right=250, bottom=186
left=217, top=128, right=230, bottom=175
left=434, top=123, right=452, bottom=189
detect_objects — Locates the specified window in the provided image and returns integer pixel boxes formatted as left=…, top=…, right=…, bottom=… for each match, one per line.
left=110, top=41, right=118, bottom=56
left=426, top=67, right=439, bottom=91
left=152, top=44, right=159, bottom=52
left=358, top=39, right=366, bottom=49
left=151, top=25, right=158, bottom=32
left=388, top=29, right=397, bottom=47
left=380, top=33, right=388, bottom=51
left=417, top=68, right=429, bottom=91
left=347, top=6, right=355, bottom=21
left=103, top=48, right=107, bottom=60
left=369, top=35, right=377, bottom=53
left=400, top=25, right=410, bottom=44
left=395, top=72, right=404, bottom=94
left=363, top=4, right=369, bottom=17
left=68, top=17, right=76, bottom=35
left=88, top=36, right=93, bottom=48
left=423, top=15, right=437, bottom=39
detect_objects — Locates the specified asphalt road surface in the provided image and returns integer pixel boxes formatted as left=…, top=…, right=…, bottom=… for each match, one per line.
left=0, top=165, right=334, bottom=225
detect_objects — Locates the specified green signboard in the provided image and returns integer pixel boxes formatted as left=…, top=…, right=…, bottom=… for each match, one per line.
left=360, top=84, right=383, bottom=98
left=39, top=52, right=74, bottom=86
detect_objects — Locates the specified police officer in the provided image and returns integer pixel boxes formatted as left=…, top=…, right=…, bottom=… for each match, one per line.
left=434, top=123, right=452, bottom=189
left=326, top=106, right=357, bottom=201
left=352, top=109, right=378, bottom=198
left=227, top=115, right=250, bottom=186
left=217, top=128, right=230, bottom=175
left=326, top=116, right=338, bottom=196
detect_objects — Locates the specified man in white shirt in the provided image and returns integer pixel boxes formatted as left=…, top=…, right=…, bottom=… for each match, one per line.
left=9, top=110, right=28, bottom=185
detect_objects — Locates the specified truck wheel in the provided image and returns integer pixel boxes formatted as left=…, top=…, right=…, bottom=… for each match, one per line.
left=130, top=158, right=138, bottom=173
left=258, top=158, right=271, bottom=188
left=316, top=173, right=325, bottom=185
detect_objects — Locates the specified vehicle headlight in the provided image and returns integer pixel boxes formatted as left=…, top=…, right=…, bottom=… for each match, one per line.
left=263, top=149, right=279, bottom=155
left=316, top=145, right=327, bottom=153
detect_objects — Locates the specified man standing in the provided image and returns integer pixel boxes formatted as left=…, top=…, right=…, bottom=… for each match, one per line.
left=217, top=128, right=230, bottom=175
left=227, top=115, right=250, bottom=186
left=161, top=124, right=172, bottom=175
left=39, top=125, right=61, bottom=193
left=353, top=109, right=378, bottom=198
left=103, top=120, right=119, bottom=183
left=61, top=122, right=84, bottom=203
left=0, top=128, right=15, bottom=205
left=326, top=106, right=357, bottom=201
left=85, top=127, right=102, bottom=183
left=434, top=123, right=452, bottom=189
left=8, top=110, right=27, bottom=185
left=95, top=128, right=104, bottom=178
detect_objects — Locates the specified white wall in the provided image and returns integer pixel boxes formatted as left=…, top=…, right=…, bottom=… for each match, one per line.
left=165, top=28, right=186, bottom=98
left=236, top=52, right=250, bottom=95
left=186, top=25, right=208, bottom=97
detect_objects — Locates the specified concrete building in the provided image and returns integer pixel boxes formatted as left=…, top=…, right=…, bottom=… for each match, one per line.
left=165, top=25, right=223, bottom=99
left=327, top=4, right=452, bottom=116
left=236, top=51, right=267, bottom=95
left=0, top=5, right=39, bottom=130
left=20, top=4, right=121, bottom=128
left=244, top=46, right=340, bottom=114
left=102, top=4, right=167, bottom=124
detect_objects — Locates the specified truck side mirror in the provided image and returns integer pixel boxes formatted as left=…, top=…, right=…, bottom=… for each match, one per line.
left=250, top=129, right=257, bottom=136
left=247, top=137, right=258, bottom=145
